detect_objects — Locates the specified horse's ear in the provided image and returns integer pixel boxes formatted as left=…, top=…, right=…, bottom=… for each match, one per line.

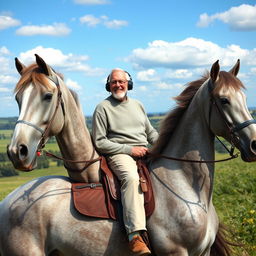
left=15, top=57, right=26, bottom=75
left=229, top=59, right=240, bottom=77
left=210, top=60, right=220, bottom=83
left=35, top=54, right=52, bottom=76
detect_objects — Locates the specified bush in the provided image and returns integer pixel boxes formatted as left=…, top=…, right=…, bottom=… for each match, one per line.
left=0, top=164, right=19, bottom=177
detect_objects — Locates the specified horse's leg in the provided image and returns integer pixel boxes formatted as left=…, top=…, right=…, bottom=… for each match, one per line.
left=1, top=231, right=45, bottom=256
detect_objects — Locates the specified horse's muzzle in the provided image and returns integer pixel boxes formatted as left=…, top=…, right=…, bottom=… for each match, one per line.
left=238, top=139, right=256, bottom=162
left=7, top=144, right=36, bottom=171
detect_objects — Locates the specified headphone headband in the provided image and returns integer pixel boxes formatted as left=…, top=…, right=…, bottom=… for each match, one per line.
left=105, top=70, right=133, bottom=92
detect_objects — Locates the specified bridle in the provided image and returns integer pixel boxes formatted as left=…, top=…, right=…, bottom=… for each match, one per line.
left=149, top=79, right=256, bottom=163
left=15, top=73, right=101, bottom=170
left=16, top=74, right=64, bottom=153
left=208, top=80, right=256, bottom=156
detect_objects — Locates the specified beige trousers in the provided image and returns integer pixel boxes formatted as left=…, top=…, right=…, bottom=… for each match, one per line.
left=107, top=154, right=146, bottom=234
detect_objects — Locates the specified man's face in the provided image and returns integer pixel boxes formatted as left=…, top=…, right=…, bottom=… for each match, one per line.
left=109, top=70, right=128, bottom=101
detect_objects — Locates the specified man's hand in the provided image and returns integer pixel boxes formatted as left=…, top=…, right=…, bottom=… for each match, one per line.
left=131, top=146, right=148, bottom=157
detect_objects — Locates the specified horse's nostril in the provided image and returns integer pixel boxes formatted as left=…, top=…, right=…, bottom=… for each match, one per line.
left=251, top=140, right=256, bottom=152
left=19, top=144, right=28, bottom=158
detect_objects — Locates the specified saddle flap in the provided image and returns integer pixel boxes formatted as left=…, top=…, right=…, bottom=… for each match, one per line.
left=100, top=156, right=121, bottom=200
left=72, top=183, right=110, bottom=219
left=137, top=159, right=155, bottom=216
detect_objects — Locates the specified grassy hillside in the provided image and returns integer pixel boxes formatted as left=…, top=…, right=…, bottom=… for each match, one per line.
left=214, top=153, right=256, bottom=255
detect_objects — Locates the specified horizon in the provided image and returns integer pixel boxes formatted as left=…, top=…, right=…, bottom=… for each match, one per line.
left=1, top=0, right=256, bottom=117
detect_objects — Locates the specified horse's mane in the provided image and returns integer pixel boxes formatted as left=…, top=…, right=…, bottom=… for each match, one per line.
left=150, top=70, right=244, bottom=155
left=14, top=63, right=80, bottom=107
left=69, top=89, right=81, bottom=108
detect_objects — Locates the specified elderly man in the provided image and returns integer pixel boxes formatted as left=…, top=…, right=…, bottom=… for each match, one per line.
left=92, top=68, right=158, bottom=255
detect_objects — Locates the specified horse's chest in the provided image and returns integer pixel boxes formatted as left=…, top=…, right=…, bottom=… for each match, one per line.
left=148, top=204, right=218, bottom=255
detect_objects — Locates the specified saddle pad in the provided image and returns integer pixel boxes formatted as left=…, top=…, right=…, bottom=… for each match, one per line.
left=72, top=183, right=111, bottom=219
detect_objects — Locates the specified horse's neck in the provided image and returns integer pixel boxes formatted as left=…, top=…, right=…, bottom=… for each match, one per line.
left=56, top=91, right=100, bottom=183
left=165, top=109, right=215, bottom=159
left=163, top=85, right=214, bottom=161
left=151, top=94, right=215, bottom=207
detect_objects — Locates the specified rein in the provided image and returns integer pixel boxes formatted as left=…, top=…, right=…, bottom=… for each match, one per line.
left=148, top=152, right=239, bottom=163
left=41, top=150, right=102, bottom=172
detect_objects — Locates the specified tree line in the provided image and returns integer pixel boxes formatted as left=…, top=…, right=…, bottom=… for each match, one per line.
left=0, top=151, right=63, bottom=178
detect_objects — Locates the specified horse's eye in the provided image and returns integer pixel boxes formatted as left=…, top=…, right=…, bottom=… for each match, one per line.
left=43, top=93, right=53, bottom=102
left=220, top=97, right=230, bottom=105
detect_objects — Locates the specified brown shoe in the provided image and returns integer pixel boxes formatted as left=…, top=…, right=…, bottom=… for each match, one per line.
left=129, top=235, right=151, bottom=256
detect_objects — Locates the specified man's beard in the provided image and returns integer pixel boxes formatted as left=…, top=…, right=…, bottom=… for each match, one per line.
left=112, top=91, right=127, bottom=101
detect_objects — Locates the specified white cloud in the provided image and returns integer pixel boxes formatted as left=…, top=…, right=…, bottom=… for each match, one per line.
left=136, top=69, right=158, bottom=82
left=104, top=19, right=128, bottom=29
left=128, top=37, right=255, bottom=69
left=250, top=67, right=256, bottom=75
left=17, top=46, right=104, bottom=76
left=0, top=15, right=21, bottom=30
left=0, top=75, right=17, bottom=84
left=66, top=78, right=82, bottom=90
left=19, top=46, right=71, bottom=66
left=80, top=15, right=101, bottom=27
left=165, top=69, right=193, bottom=79
left=80, top=14, right=128, bottom=29
left=74, top=0, right=109, bottom=4
left=0, top=46, right=11, bottom=55
left=155, top=82, right=181, bottom=90
left=197, top=13, right=215, bottom=27
left=0, top=87, right=11, bottom=92
left=197, top=4, right=256, bottom=31
left=138, top=86, right=147, bottom=91
left=16, top=23, right=71, bottom=36
left=0, top=46, right=14, bottom=75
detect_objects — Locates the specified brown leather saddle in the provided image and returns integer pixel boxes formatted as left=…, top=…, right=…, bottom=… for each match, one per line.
left=71, top=157, right=155, bottom=220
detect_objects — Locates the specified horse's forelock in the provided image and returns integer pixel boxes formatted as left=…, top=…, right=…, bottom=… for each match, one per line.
left=14, top=63, right=55, bottom=94
left=213, top=71, right=245, bottom=95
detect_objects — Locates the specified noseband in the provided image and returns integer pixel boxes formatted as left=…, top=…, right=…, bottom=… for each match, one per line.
left=15, top=74, right=65, bottom=153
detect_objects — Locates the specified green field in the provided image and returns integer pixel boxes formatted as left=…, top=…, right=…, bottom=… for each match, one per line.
left=0, top=127, right=255, bottom=255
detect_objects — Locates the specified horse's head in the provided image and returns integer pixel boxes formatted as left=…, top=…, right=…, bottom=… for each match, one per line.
left=7, top=54, right=65, bottom=171
left=208, top=60, right=256, bottom=162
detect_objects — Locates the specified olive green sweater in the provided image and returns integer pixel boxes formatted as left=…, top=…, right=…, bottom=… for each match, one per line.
left=92, top=96, right=158, bottom=155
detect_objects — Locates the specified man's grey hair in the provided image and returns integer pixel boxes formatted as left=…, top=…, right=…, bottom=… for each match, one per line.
left=107, top=68, right=131, bottom=82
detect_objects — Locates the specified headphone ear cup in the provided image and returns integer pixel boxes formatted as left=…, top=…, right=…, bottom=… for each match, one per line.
left=125, top=71, right=133, bottom=90
left=105, top=75, right=111, bottom=92
left=105, top=82, right=110, bottom=92
left=128, top=80, right=133, bottom=90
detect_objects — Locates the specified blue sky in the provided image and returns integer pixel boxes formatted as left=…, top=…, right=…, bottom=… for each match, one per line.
left=1, top=0, right=256, bottom=117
